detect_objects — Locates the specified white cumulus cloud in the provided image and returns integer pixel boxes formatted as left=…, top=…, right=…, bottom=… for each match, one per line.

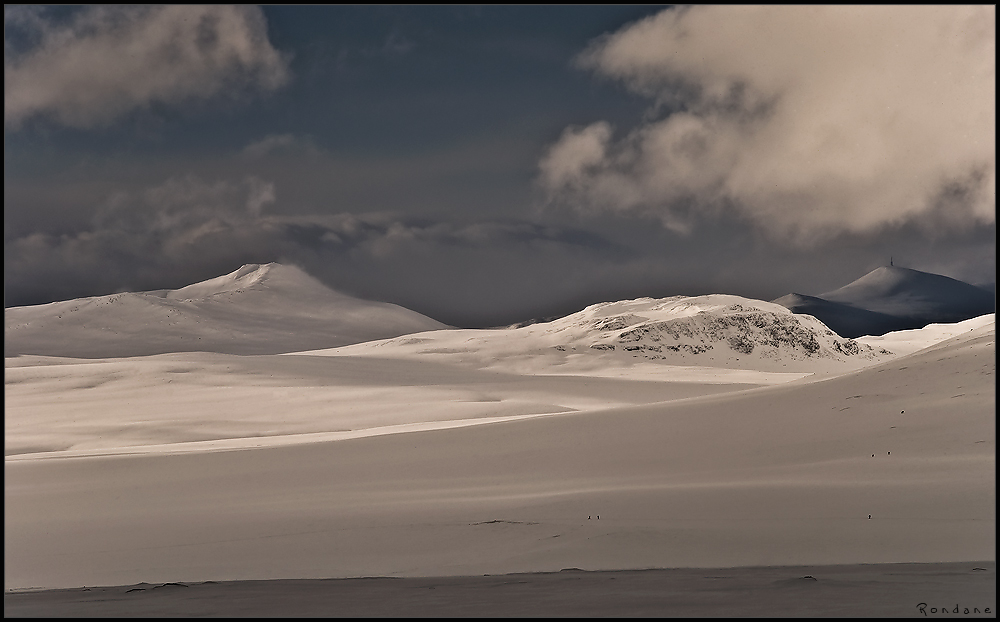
left=540, top=6, right=995, bottom=242
left=5, top=5, right=291, bottom=129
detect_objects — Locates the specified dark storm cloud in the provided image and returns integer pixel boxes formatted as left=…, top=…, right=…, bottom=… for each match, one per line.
left=3, top=7, right=994, bottom=326
left=3, top=174, right=628, bottom=324
left=4, top=6, right=290, bottom=129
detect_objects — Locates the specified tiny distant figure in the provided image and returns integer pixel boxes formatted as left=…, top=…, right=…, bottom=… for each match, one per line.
left=890, top=257, right=893, bottom=266
left=597, top=516, right=600, bottom=520
left=868, top=515, right=872, bottom=519
left=872, top=454, right=875, bottom=457
left=588, top=516, right=591, bottom=520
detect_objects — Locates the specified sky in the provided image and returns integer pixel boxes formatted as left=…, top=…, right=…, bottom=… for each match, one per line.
left=4, top=5, right=996, bottom=327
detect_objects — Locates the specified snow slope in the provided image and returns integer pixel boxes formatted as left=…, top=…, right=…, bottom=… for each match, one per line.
left=4, top=271, right=994, bottom=590
left=5, top=316, right=993, bottom=589
left=857, top=313, right=995, bottom=356
left=4, top=263, right=448, bottom=358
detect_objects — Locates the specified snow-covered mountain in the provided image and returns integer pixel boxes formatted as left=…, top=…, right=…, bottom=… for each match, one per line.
left=774, top=266, right=995, bottom=338
left=820, top=266, right=994, bottom=320
left=4, top=263, right=448, bottom=358
left=297, top=294, right=894, bottom=376
left=9, top=262, right=983, bottom=366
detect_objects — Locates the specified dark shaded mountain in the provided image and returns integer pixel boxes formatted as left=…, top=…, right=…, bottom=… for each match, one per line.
left=820, top=266, right=995, bottom=320
left=773, top=266, right=995, bottom=338
left=771, top=293, right=912, bottom=339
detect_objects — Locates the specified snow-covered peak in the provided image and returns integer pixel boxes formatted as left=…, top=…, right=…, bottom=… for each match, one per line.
left=165, top=263, right=275, bottom=300
left=820, top=265, right=994, bottom=319
left=5, top=263, right=448, bottom=357
left=566, top=294, right=793, bottom=325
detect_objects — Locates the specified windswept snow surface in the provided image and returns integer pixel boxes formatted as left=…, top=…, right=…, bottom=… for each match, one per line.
left=7, top=351, right=738, bottom=457
left=4, top=263, right=448, bottom=358
left=4, top=273, right=995, bottom=591
left=5, top=318, right=994, bottom=590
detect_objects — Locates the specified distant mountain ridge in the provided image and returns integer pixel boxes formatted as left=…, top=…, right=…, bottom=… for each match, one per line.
left=4, top=263, right=448, bottom=358
left=7, top=262, right=992, bottom=360
left=773, top=266, right=994, bottom=338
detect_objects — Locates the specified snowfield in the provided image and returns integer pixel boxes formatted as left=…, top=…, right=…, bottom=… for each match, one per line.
left=4, top=264, right=994, bottom=591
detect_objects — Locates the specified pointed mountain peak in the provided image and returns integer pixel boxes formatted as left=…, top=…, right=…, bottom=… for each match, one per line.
left=164, top=262, right=334, bottom=301
left=166, top=263, right=272, bottom=300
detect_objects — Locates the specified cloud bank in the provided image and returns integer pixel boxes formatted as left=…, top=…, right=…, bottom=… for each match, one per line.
left=4, top=5, right=290, bottom=129
left=4, top=174, right=620, bottom=320
left=539, top=6, right=995, bottom=242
